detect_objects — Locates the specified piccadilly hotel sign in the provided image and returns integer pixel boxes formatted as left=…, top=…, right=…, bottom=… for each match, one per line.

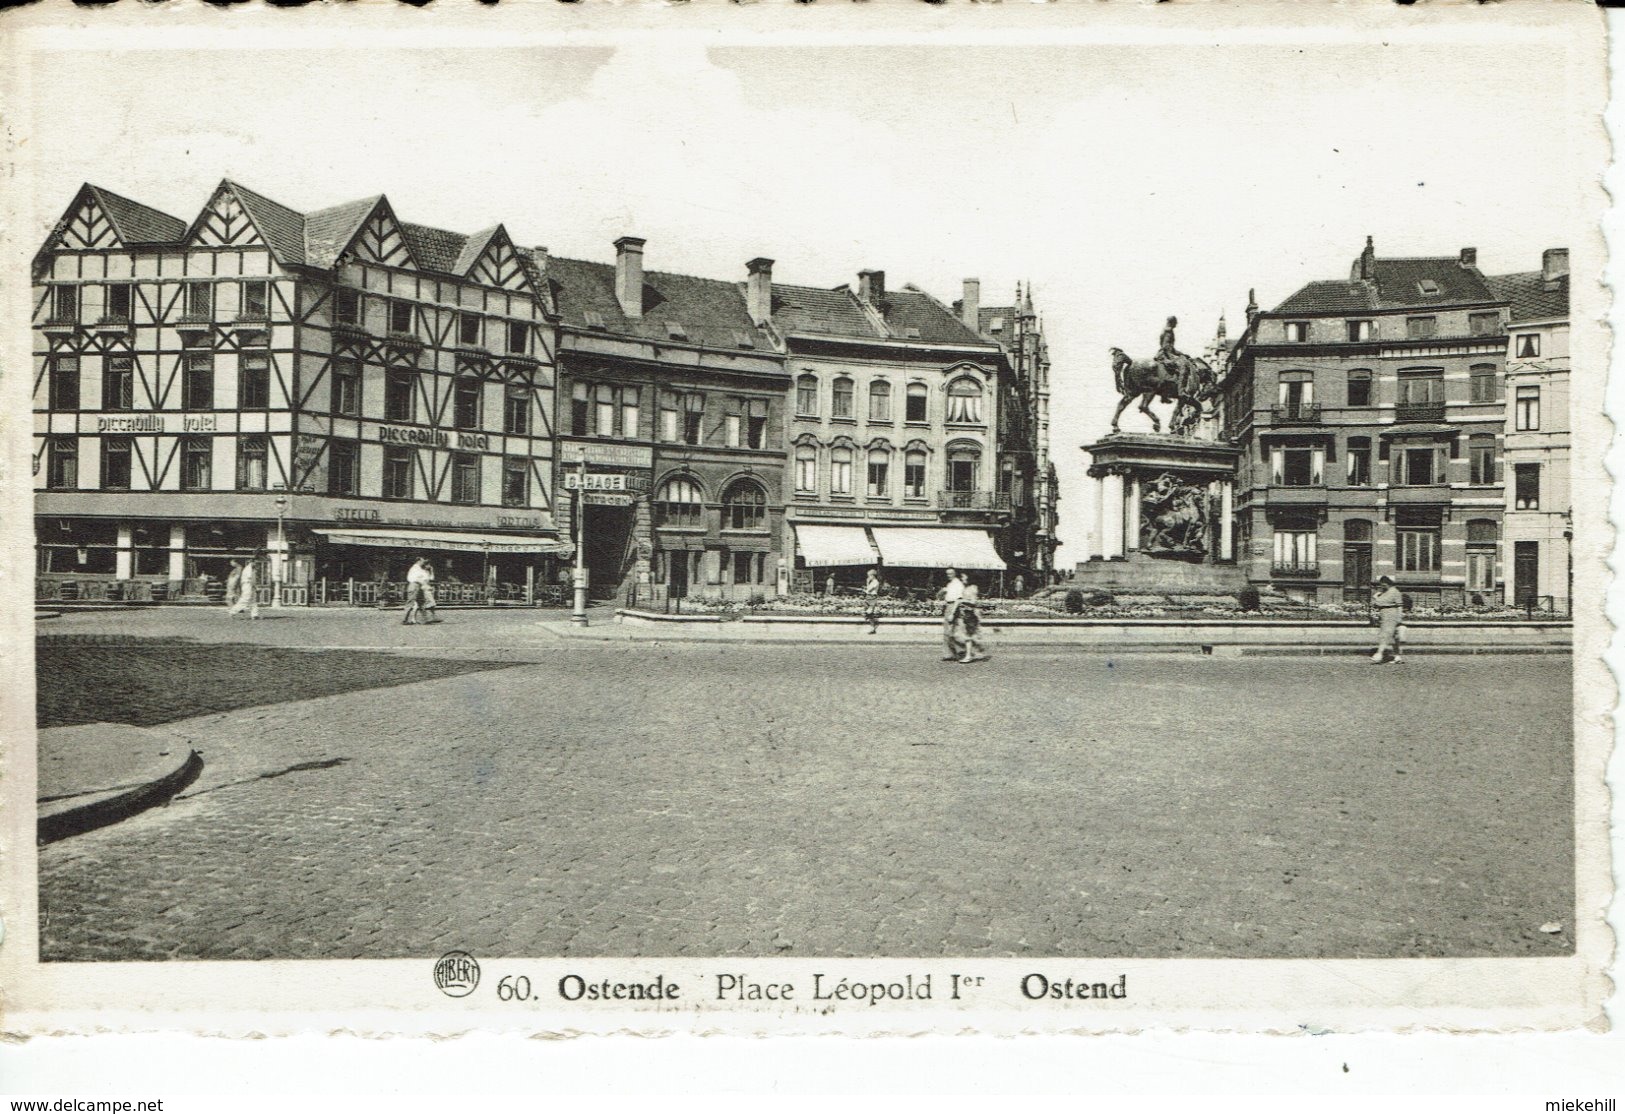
left=95, top=414, right=218, bottom=432
left=378, top=425, right=490, bottom=451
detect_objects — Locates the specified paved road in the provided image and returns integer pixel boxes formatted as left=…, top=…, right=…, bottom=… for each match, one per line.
left=37, top=619, right=1573, bottom=961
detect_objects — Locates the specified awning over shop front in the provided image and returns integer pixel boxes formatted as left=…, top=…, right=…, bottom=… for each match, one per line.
left=794, top=525, right=877, bottom=567
left=869, top=526, right=1007, bottom=571
left=310, top=528, right=573, bottom=556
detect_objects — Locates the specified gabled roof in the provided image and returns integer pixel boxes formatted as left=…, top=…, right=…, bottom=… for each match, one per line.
left=400, top=222, right=468, bottom=274
left=224, top=180, right=314, bottom=267
left=770, top=283, right=882, bottom=338
left=1485, top=270, right=1569, bottom=324
left=301, top=194, right=382, bottom=269
left=548, top=255, right=768, bottom=351
left=454, top=226, right=504, bottom=275
left=86, top=185, right=188, bottom=245
left=1274, top=255, right=1501, bottom=317
left=880, top=286, right=987, bottom=345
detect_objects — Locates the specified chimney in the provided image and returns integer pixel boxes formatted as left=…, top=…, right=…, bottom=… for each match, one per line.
left=1459, top=247, right=1478, bottom=269
left=1543, top=247, right=1569, bottom=286
left=746, top=257, right=774, bottom=326
left=858, top=269, right=885, bottom=304
left=1245, top=288, right=1259, bottom=326
left=1352, top=235, right=1376, bottom=282
left=961, top=278, right=980, bottom=331
left=614, top=236, right=646, bottom=319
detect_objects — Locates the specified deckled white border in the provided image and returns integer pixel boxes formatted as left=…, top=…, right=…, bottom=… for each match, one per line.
left=0, top=0, right=1613, bottom=1044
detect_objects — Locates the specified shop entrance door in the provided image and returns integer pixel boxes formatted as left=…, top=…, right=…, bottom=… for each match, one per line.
left=582, top=505, right=634, bottom=601
left=668, top=553, right=689, bottom=599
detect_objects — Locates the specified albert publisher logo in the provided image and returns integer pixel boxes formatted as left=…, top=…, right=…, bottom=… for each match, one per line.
left=434, top=951, right=481, bottom=998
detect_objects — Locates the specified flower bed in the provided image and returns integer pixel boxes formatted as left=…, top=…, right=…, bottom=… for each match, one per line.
left=653, top=590, right=1559, bottom=623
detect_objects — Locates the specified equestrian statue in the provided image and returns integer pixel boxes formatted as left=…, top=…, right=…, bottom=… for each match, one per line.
left=1109, top=315, right=1218, bottom=437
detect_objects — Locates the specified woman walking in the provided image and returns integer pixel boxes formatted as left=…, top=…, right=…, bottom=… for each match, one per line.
left=403, top=558, right=429, bottom=625
left=957, top=580, right=989, bottom=663
left=226, top=555, right=261, bottom=620
left=1370, top=575, right=1403, bottom=664
left=862, top=568, right=882, bottom=635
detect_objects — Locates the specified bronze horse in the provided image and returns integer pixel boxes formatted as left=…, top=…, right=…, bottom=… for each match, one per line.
left=1109, top=347, right=1218, bottom=435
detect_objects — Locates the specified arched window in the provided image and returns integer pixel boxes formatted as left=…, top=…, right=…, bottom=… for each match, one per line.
left=946, top=441, right=981, bottom=494
left=866, top=447, right=890, bottom=498
left=832, top=377, right=854, bottom=420
left=794, top=443, right=818, bottom=493
left=654, top=476, right=704, bottom=527
left=946, top=378, right=983, bottom=424
left=796, top=373, right=819, bottom=417
left=868, top=380, right=892, bottom=422
left=722, top=479, right=767, bottom=530
left=830, top=445, right=853, bottom=495
left=904, top=449, right=928, bottom=499
left=906, top=382, right=929, bottom=423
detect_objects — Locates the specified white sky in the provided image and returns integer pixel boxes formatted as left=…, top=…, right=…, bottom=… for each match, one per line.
left=22, top=33, right=1589, bottom=564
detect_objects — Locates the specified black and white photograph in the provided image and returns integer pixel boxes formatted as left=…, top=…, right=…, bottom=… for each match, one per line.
left=0, top=2, right=1613, bottom=1050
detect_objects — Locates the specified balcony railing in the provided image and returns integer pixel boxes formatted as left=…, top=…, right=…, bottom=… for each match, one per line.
left=938, top=490, right=1013, bottom=512
left=1270, top=563, right=1319, bottom=578
left=1395, top=401, right=1447, bottom=423
left=1271, top=402, right=1321, bottom=424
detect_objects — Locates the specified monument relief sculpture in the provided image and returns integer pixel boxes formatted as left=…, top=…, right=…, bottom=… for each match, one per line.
left=1140, top=471, right=1210, bottom=559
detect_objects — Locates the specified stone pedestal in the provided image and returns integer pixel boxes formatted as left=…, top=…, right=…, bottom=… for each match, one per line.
left=1076, top=432, right=1242, bottom=585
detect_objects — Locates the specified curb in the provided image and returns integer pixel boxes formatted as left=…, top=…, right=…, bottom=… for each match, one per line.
left=38, top=748, right=205, bottom=845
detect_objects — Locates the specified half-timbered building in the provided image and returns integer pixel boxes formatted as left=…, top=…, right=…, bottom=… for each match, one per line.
left=33, top=180, right=567, bottom=606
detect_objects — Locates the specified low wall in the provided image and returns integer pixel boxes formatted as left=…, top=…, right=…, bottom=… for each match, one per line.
left=613, top=609, right=1571, bottom=648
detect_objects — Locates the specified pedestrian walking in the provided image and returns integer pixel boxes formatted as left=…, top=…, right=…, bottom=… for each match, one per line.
left=223, top=560, right=242, bottom=615
left=421, top=560, right=441, bottom=623
left=936, top=567, right=965, bottom=661
left=825, top=573, right=837, bottom=598
left=862, top=568, right=882, bottom=634
left=957, top=580, right=989, bottom=663
left=1013, top=572, right=1026, bottom=598
left=226, top=556, right=261, bottom=620
left=403, top=558, right=429, bottom=625
left=1371, top=575, right=1403, bottom=664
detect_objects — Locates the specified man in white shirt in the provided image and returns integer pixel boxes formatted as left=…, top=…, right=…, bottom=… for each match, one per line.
left=937, top=567, right=964, bottom=661
left=404, top=558, right=431, bottom=625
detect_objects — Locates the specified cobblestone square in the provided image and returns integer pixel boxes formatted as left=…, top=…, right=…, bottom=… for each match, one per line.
left=37, top=611, right=1573, bottom=961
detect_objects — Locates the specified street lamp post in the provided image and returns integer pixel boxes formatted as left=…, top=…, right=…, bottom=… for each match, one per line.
left=482, top=539, right=491, bottom=607
left=272, top=494, right=288, bottom=609
left=571, top=459, right=589, bottom=627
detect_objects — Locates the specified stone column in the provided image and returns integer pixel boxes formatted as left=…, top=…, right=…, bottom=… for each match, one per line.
left=1220, top=480, right=1234, bottom=561
left=1126, top=476, right=1142, bottom=553
left=168, top=523, right=187, bottom=583
left=1102, top=472, right=1126, bottom=559
left=1088, top=475, right=1104, bottom=561
left=115, top=523, right=134, bottom=581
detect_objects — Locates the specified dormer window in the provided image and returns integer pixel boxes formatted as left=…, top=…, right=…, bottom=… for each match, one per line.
left=732, top=330, right=757, bottom=349
left=988, top=316, right=1005, bottom=333
left=665, top=321, right=688, bottom=341
left=583, top=310, right=606, bottom=331
left=1417, top=279, right=1441, bottom=296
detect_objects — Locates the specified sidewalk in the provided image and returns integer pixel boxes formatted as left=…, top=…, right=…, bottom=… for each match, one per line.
left=38, top=722, right=202, bottom=844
